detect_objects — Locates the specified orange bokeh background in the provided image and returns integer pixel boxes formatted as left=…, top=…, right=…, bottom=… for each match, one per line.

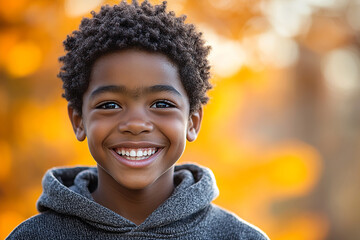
left=1, top=0, right=360, bottom=239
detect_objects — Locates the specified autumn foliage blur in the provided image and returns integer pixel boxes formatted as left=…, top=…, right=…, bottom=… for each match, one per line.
left=1, top=0, right=360, bottom=239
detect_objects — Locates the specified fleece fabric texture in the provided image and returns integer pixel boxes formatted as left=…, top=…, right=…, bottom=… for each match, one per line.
left=7, top=164, right=269, bottom=240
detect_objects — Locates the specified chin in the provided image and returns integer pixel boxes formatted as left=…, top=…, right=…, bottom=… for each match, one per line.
left=115, top=175, right=157, bottom=191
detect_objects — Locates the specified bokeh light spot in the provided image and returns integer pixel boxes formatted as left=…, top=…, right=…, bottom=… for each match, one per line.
left=64, top=0, right=104, bottom=17
left=266, top=142, right=321, bottom=197
left=322, top=47, right=360, bottom=94
left=257, top=31, right=299, bottom=68
left=262, top=0, right=312, bottom=37
left=5, top=41, right=42, bottom=78
left=203, top=27, right=246, bottom=78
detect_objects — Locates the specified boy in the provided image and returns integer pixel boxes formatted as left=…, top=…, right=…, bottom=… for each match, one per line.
left=7, top=1, right=269, bottom=239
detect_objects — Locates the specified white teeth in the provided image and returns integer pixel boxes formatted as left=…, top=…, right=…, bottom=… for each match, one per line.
left=115, top=147, right=158, bottom=160
left=137, top=150, right=143, bottom=157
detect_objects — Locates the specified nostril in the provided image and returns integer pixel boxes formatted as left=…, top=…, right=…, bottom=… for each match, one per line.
left=118, top=119, right=153, bottom=134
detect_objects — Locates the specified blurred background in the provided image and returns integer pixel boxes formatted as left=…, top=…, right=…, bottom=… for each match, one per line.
left=1, top=0, right=360, bottom=239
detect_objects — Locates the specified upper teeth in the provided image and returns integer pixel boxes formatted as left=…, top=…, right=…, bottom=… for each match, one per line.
left=115, top=148, right=157, bottom=158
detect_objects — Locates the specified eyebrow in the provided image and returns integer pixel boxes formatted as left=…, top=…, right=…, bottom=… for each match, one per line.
left=89, top=84, right=182, bottom=99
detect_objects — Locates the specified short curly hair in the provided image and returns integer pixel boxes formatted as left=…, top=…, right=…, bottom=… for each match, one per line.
left=58, top=0, right=212, bottom=115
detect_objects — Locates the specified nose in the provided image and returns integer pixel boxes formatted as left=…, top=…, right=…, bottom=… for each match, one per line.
left=118, top=109, right=153, bottom=135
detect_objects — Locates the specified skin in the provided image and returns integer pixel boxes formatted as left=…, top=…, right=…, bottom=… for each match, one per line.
left=68, top=49, right=203, bottom=225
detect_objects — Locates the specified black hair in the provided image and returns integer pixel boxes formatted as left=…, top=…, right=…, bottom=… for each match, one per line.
left=58, top=0, right=212, bottom=115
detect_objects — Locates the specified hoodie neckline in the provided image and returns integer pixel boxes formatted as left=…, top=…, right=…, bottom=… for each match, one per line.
left=37, top=164, right=219, bottom=234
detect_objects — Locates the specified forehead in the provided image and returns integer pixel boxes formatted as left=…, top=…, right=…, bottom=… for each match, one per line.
left=89, top=49, right=183, bottom=94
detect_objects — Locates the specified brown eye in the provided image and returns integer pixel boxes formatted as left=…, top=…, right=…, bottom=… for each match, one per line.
left=97, top=102, right=121, bottom=109
left=150, top=100, right=175, bottom=109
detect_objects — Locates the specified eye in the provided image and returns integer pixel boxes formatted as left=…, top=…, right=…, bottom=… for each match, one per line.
left=96, top=102, right=121, bottom=109
left=150, top=100, right=175, bottom=109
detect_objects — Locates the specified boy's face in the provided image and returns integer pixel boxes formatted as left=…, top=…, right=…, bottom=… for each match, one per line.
left=68, top=49, right=202, bottom=190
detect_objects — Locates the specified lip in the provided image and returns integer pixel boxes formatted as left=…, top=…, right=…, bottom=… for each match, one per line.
left=109, top=144, right=164, bottom=168
left=109, top=141, right=164, bottom=149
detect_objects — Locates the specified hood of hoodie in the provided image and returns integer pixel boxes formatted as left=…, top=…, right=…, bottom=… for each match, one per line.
left=36, top=164, right=219, bottom=234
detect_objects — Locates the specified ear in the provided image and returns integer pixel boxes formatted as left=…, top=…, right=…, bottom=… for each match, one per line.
left=186, top=107, right=203, bottom=142
left=68, top=104, right=86, bottom=141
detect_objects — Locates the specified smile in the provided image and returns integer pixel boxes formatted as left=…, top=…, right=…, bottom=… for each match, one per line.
left=114, top=147, right=158, bottom=161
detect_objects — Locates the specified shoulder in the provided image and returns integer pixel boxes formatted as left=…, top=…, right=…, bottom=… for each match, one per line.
left=202, top=204, right=270, bottom=240
left=6, top=211, right=86, bottom=240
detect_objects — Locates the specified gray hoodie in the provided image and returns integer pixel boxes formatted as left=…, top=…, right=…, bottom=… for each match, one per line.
left=7, top=164, right=269, bottom=239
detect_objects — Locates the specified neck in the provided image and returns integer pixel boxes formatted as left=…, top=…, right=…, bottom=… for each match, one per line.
left=92, top=166, right=175, bottom=225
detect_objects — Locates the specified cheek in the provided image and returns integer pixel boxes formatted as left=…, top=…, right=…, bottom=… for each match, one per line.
left=158, top=114, right=188, bottom=152
left=86, top=118, right=113, bottom=157
left=86, top=113, right=115, bottom=138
